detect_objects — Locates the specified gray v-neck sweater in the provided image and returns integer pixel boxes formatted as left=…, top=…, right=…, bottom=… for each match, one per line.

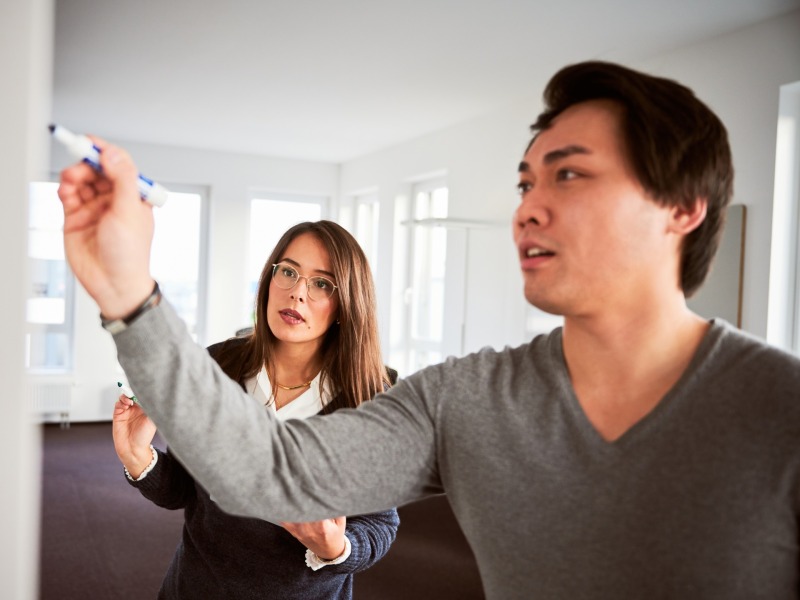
left=116, top=300, right=800, bottom=599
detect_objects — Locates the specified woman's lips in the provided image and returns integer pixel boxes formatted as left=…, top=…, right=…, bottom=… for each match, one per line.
left=279, top=309, right=305, bottom=324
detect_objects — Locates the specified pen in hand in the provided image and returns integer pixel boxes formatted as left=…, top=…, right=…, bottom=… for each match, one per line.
left=117, top=381, right=141, bottom=406
left=50, top=123, right=169, bottom=207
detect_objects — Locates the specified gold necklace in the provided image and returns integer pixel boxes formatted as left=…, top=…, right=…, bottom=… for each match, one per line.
left=274, top=379, right=313, bottom=391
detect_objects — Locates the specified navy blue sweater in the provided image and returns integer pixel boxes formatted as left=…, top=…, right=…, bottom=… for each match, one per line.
left=128, top=341, right=399, bottom=599
left=131, top=447, right=399, bottom=599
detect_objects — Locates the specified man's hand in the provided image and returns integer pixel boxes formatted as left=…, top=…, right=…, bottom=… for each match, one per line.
left=58, top=138, right=156, bottom=319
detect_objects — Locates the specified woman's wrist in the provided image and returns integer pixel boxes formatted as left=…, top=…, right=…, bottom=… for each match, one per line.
left=316, top=538, right=348, bottom=561
left=122, top=445, right=157, bottom=479
left=305, top=536, right=352, bottom=570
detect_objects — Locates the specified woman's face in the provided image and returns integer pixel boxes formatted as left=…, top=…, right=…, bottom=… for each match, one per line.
left=266, top=233, right=340, bottom=351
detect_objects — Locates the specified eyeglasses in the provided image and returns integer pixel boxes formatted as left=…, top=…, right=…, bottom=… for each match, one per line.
left=271, top=263, right=338, bottom=300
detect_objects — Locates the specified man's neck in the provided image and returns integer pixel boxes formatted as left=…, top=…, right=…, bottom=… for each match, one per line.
left=560, top=300, right=710, bottom=442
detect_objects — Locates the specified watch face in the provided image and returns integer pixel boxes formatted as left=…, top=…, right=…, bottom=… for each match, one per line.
left=101, top=317, right=128, bottom=334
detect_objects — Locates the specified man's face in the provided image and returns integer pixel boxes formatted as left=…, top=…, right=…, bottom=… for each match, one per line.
left=513, top=100, right=682, bottom=319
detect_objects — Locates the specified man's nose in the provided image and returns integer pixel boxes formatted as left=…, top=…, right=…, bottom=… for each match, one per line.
left=515, top=190, right=548, bottom=229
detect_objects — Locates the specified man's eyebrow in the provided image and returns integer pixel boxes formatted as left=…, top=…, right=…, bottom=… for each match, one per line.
left=518, top=144, right=591, bottom=173
left=542, top=144, right=591, bottom=165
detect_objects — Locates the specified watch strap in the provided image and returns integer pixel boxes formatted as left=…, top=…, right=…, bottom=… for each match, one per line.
left=100, top=282, right=161, bottom=334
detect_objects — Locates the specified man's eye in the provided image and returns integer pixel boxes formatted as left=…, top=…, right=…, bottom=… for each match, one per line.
left=556, top=169, right=579, bottom=181
left=516, top=182, right=532, bottom=195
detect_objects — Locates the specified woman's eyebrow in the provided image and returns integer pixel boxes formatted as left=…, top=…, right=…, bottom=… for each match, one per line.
left=280, top=257, right=335, bottom=279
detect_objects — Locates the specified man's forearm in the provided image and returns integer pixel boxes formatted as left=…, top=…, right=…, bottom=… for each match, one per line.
left=112, top=298, right=439, bottom=522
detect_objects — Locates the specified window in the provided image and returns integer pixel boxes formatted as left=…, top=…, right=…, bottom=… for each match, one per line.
left=391, top=179, right=449, bottom=375
left=767, top=80, right=800, bottom=353
left=410, top=184, right=448, bottom=356
left=150, top=186, right=209, bottom=344
left=26, top=181, right=73, bottom=372
left=244, top=193, right=327, bottom=325
left=340, top=191, right=380, bottom=277
left=27, top=182, right=209, bottom=371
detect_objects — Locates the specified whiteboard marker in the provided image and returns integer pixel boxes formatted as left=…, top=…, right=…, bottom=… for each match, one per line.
left=117, top=381, right=141, bottom=406
left=49, top=124, right=169, bottom=207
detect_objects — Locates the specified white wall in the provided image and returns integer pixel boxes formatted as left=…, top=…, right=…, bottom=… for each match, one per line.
left=2, top=0, right=52, bottom=596
left=342, top=9, right=800, bottom=354
left=641, top=10, right=800, bottom=339
left=340, top=98, right=537, bottom=357
left=51, top=10, right=800, bottom=421
left=49, top=142, right=339, bottom=422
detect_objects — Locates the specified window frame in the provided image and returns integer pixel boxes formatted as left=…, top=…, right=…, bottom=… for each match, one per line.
left=767, top=80, right=800, bottom=354
left=244, top=191, right=330, bottom=326
left=151, top=183, right=211, bottom=345
left=392, top=177, right=450, bottom=375
left=340, top=189, right=380, bottom=279
left=26, top=179, right=75, bottom=374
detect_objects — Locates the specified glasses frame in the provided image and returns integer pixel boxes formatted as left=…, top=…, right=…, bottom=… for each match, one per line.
left=271, top=263, right=338, bottom=301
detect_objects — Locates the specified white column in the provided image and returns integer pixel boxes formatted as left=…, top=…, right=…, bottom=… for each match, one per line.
left=0, top=0, right=53, bottom=597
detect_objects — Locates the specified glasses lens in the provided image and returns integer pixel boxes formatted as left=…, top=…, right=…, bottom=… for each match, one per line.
left=273, top=264, right=298, bottom=289
left=307, top=277, right=336, bottom=300
left=272, top=263, right=336, bottom=300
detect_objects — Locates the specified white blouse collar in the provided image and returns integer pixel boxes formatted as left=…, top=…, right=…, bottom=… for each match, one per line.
left=246, top=365, right=332, bottom=421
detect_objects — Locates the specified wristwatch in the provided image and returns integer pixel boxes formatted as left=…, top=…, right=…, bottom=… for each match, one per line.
left=100, top=282, right=162, bottom=334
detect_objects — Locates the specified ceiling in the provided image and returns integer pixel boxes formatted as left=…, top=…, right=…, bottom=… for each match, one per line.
left=52, top=0, right=800, bottom=164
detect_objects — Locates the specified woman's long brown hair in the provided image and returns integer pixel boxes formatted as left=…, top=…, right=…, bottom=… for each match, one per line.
left=213, top=220, right=388, bottom=412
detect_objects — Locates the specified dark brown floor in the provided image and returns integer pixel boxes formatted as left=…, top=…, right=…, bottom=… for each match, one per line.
left=39, top=422, right=484, bottom=599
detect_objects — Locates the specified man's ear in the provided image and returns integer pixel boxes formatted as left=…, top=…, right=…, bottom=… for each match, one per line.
left=668, top=198, right=707, bottom=235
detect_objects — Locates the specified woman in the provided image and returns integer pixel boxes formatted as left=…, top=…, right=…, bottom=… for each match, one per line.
left=112, top=220, right=399, bottom=600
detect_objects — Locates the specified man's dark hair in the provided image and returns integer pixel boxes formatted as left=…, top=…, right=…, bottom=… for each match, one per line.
left=530, top=61, right=734, bottom=297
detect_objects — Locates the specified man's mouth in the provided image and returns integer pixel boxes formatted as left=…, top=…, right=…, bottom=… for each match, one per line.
left=526, top=247, right=554, bottom=258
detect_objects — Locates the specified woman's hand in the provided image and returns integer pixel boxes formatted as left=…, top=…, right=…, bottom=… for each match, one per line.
left=57, top=137, right=156, bottom=320
left=281, top=517, right=347, bottom=560
left=112, top=393, right=157, bottom=478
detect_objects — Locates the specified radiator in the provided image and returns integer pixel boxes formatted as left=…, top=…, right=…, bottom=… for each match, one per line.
left=27, top=377, right=74, bottom=427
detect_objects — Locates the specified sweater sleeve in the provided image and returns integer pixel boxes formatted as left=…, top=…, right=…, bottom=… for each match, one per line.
left=322, top=508, right=400, bottom=574
left=113, top=299, right=443, bottom=523
left=128, top=447, right=197, bottom=510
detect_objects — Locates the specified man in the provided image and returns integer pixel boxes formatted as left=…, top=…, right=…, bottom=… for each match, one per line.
left=59, top=61, right=800, bottom=598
